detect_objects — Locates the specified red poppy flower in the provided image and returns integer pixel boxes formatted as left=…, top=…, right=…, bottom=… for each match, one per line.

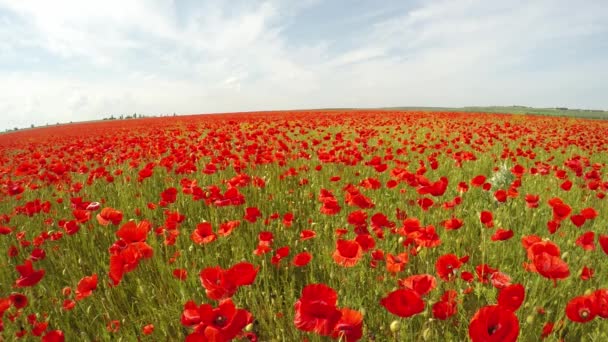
left=271, top=246, right=290, bottom=265
left=494, top=189, right=507, bottom=202
left=471, top=175, right=486, bottom=187
left=300, top=229, right=316, bottom=241
left=468, top=305, right=519, bottom=342
left=524, top=194, right=540, bottom=208
left=142, top=324, right=154, bottom=335
left=541, top=322, right=554, bottom=339
left=292, top=252, right=312, bottom=267
left=191, top=222, right=217, bottom=245
left=432, top=290, right=458, bottom=320
left=548, top=197, right=571, bottom=221
left=14, top=259, right=45, bottom=287
left=435, top=254, right=462, bottom=281
left=533, top=253, right=570, bottom=283
left=490, top=271, right=512, bottom=289
left=199, top=262, right=258, bottom=300
left=199, top=300, right=251, bottom=340
left=218, top=220, right=240, bottom=237
left=497, top=283, right=525, bottom=311
left=599, top=234, right=608, bottom=255
left=244, top=207, right=262, bottom=223
left=173, top=269, right=188, bottom=280
left=480, top=211, right=494, bottom=228
left=116, top=220, right=150, bottom=243
left=476, top=264, right=498, bottom=284
left=560, top=180, right=572, bottom=191
left=355, top=234, right=375, bottom=252
left=565, top=295, right=597, bottom=323
left=398, top=274, right=437, bottom=296
left=417, top=197, right=434, bottom=211
left=75, top=274, right=98, bottom=301
left=570, top=214, right=586, bottom=227
left=491, top=229, right=514, bottom=241
left=594, top=289, right=608, bottom=318
left=580, top=266, right=594, bottom=280
left=331, top=308, right=363, bottom=342
left=580, top=207, right=598, bottom=220
left=386, top=252, right=409, bottom=274
left=380, top=288, right=425, bottom=318
left=332, top=239, right=362, bottom=267
left=294, top=283, right=342, bottom=336
left=442, top=217, right=463, bottom=230
left=575, top=231, right=595, bottom=251
left=42, top=330, right=65, bottom=342
left=9, top=293, right=28, bottom=309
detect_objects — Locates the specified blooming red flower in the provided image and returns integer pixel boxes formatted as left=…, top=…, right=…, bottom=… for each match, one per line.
left=398, top=274, right=437, bottom=296
left=380, top=288, right=425, bottom=318
left=199, top=262, right=258, bottom=300
left=469, top=305, right=519, bottom=342
left=244, top=207, right=262, bottom=223
left=75, top=274, right=98, bottom=301
left=491, top=228, right=514, bottom=241
left=173, top=269, right=188, bottom=280
left=9, top=293, right=28, bottom=309
left=525, top=194, right=540, bottom=208
left=480, top=211, right=494, bottom=228
left=331, top=308, right=363, bottom=342
left=580, top=266, right=594, bottom=280
left=435, top=254, right=462, bottom=281
left=96, top=208, right=123, bottom=226
left=218, top=220, right=241, bottom=237
left=471, top=175, right=486, bottom=187
left=160, top=187, right=178, bottom=204
left=191, top=222, right=217, bottom=245
left=42, top=330, right=65, bottom=342
left=494, top=189, right=507, bottom=202
left=599, top=234, right=608, bottom=255
left=14, top=259, right=45, bottom=287
left=441, top=217, right=463, bottom=230
left=548, top=197, right=571, bottom=221
left=142, top=324, right=154, bottom=335
left=182, top=298, right=252, bottom=341
left=594, top=289, right=608, bottom=318
left=294, top=284, right=342, bottom=336
left=497, top=284, right=525, bottom=311
left=332, top=239, right=362, bottom=267
left=533, top=253, right=570, bottom=283
left=575, top=231, right=595, bottom=251
left=432, top=290, right=458, bottom=320
left=300, top=229, right=316, bottom=241
left=385, top=252, right=408, bottom=274
left=541, top=322, right=554, bottom=339
left=292, top=252, right=312, bottom=267
left=565, top=295, right=597, bottom=323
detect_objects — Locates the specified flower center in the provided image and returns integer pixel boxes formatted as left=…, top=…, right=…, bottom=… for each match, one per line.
left=213, top=315, right=227, bottom=327
left=487, top=323, right=500, bottom=335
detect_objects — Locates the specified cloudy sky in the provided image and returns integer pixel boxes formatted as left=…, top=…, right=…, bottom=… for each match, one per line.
left=1, top=0, right=607, bottom=129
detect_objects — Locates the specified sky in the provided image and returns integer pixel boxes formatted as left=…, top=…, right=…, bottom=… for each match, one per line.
left=1, top=0, right=607, bottom=130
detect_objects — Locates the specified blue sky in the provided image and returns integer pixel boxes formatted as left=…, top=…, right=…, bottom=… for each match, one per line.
left=1, top=0, right=607, bottom=129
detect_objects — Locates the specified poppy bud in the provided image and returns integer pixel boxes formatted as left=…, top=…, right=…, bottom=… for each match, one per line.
left=245, top=323, right=254, bottom=332
left=526, top=315, right=534, bottom=324
left=390, top=320, right=401, bottom=332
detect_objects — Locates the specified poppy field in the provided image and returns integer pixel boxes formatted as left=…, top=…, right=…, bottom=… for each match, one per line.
left=1, top=110, right=608, bottom=341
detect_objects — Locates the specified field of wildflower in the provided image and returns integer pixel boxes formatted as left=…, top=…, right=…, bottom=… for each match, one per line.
left=1, top=110, right=608, bottom=341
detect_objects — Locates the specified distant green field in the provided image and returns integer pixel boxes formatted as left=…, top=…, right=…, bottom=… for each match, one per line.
left=378, top=106, right=608, bottom=120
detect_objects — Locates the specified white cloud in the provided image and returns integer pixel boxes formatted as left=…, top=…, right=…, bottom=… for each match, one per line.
left=0, top=0, right=607, bottom=129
